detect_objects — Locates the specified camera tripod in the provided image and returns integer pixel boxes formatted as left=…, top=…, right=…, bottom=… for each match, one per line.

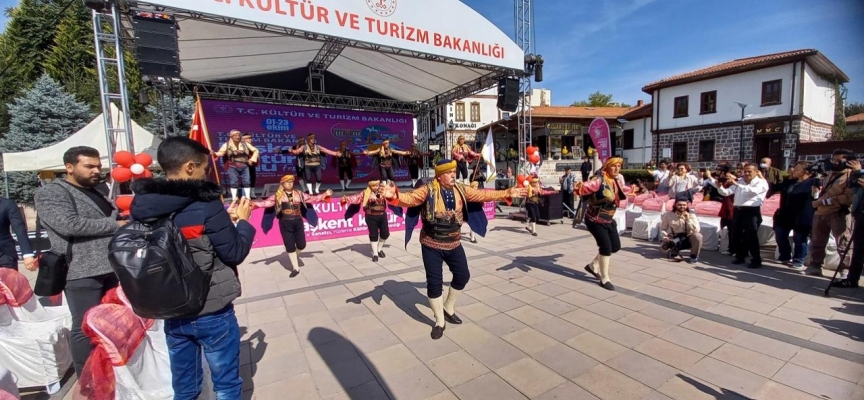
left=824, top=236, right=854, bottom=297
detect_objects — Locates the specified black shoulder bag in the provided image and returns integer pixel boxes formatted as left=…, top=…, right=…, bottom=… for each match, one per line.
left=33, top=185, right=77, bottom=297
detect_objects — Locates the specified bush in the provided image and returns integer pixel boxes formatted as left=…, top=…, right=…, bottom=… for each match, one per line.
left=620, top=169, right=653, bottom=185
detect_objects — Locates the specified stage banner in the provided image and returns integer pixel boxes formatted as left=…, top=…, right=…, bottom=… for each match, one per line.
left=588, top=118, right=612, bottom=163
left=248, top=198, right=496, bottom=248
left=201, top=99, right=414, bottom=186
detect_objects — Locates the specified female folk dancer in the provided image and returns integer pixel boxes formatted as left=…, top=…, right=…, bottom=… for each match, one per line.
left=524, top=176, right=557, bottom=236
left=341, top=181, right=403, bottom=262
left=253, top=175, right=332, bottom=277
left=363, top=139, right=409, bottom=185
left=451, top=135, right=480, bottom=185
left=289, top=133, right=341, bottom=194
left=382, top=160, right=525, bottom=339
left=335, top=141, right=357, bottom=191
left=574, top=157, right=628, bottom=291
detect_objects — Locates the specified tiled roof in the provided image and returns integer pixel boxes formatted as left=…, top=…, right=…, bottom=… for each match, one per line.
left=621, top=103, right=652, bottom=120
left=642, top=49, right=849, bottom=93
left=529, top=106, right=632, bottom=119
left=846, top=113, right=864, bottom=124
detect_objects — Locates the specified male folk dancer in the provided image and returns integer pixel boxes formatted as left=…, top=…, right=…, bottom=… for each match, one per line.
left=242, top=133, right=260, bottom=198
left=214, top=130, right=259, bottom=200
left=451, top=135, right=480, bottom=185
left=407, top=144, right=429, bottom=187
left=363, top=139, right=409, bottom=185
left=341, top=181, right=403, bottom=262
left=289, top=133, right=341, bottom=194
left=252, top=175, right=332, bottom=277
left=382, top=160, right=525, bottom=339
left=524, top=176, right=557, bottom=236
left=335, top=141, right=357, bottom=191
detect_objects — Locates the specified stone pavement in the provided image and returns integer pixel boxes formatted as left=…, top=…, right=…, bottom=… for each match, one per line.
left=32, top=212, right=864, bottom=399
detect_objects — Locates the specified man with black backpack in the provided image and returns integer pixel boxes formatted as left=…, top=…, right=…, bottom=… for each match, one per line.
left=126, top=136, right=255, bottom=399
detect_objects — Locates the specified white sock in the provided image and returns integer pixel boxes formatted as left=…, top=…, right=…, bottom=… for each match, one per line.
left=377, top=239, right=386, bottom=253
left=411, top=179, right=417, bottom=187
left=429, top=296, right=446, bottom=328
left=346, top=179, right=352, bottom=188
left=306, top=183, right=313, bottom=193
left=370, top=241, right=378, bottom=257
left=469, top=231, right=475, bottom=241
left=599, top=255, right=611, bottom=284
left=288, top=251, right=300, bottom=272
left=230, top=188, right=238, bottom=199
left=315, top=182, right=321, bottom=194
left=340, top=181, right=346, bottom=190
left=243, top=187, right=252, bottom=198
left=443, top=287, right=461, bottom=315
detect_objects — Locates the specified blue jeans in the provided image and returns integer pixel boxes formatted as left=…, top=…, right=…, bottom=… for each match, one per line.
left=774, top=225, right=809, bottom=264
left=164, top=305, right=242, bottom=400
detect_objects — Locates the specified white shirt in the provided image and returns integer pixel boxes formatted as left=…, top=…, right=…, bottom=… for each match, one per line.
left=711, top=177, right=768, bottom=207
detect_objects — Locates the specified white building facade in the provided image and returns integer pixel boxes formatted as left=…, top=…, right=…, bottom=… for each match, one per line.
left=644, top=49, right=848, bottom=170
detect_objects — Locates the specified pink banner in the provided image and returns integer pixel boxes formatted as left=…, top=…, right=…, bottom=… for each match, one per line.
left=588, top=118, right=612, bottom=163
left=248, top=198, right=497, bottom=248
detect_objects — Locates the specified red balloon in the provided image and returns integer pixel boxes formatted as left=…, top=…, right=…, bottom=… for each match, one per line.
left=114, top=151, right=135, bottom=168
left=134, top=153, right=153, bottom=168
left=111, top=167, right=133, bottom=183
left=115, top=196, right=133, bottom=212
left=142, top=170, right=153, bottom=178
left=528, top=154, right=540, bottom=164
left=516, top=174, right=526, bottom=184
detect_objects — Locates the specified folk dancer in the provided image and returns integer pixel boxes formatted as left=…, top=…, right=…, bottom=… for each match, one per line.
left=242, top=133, right=260, bottom=198
left=341, top=181, right=404, bottom=262
left=381, top=159, right=525, bottom=339
left=407, top=144, right=429, bottom=187
left=214, top=129, right=259, bottom=200
left=524, top=177, right=557, bottom=236
left=252, top=175, right=332, bottom=277
left=451, top=136, right=480, bottom=185
left=363, top=139, right=409, bottom=185
left=335, top=141, right=357, bottom=191
left=574, top=157, right=629, bottom=291
left=276, top=137, right=307, bottom=193
left=289, top=133, right=341, bottom=194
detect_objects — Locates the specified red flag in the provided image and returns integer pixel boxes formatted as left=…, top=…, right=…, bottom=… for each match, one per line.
left=188, top=97, right=221, bottom=185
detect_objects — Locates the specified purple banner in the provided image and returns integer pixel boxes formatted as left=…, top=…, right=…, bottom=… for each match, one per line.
left=588, top=118, right=612, bottom=163
left=201, top=100, right=414, bottom=186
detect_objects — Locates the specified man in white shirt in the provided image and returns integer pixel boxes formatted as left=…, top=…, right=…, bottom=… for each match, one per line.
left=649, top=160, right=671, bottom=195
left=710, top=164, right=768, bottom=268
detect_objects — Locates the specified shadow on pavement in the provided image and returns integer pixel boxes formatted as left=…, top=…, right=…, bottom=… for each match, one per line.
left=308, top=328, right=392, bottom=399
left=345, top=279, right=433, bottom=325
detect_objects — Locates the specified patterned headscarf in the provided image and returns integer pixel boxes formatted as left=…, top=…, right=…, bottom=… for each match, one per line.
left=274, top=175, right=296, bottom=212
left=435, top=159, right=457, bottom=176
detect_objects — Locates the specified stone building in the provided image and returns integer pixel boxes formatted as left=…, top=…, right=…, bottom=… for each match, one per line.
left=642, top=49, right=849, bottom=170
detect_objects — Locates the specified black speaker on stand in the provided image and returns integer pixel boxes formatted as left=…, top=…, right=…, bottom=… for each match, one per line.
left=132, top=12, right=181, bottom=78
left=497, top=77, right=520, bottom=112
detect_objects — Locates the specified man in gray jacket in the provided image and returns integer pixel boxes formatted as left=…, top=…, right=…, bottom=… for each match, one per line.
left=34, top=146, right=127, bottom=376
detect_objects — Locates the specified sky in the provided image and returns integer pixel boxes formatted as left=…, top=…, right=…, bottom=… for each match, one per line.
left=1, top=0, right=862, bottom=105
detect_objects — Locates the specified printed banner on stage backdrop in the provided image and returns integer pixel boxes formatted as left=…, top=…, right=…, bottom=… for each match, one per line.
left=588, top=118, right=612, bottom=163
left=201, top=99, right=413, bottom=186
left=248, top=198, right=496, bottom=248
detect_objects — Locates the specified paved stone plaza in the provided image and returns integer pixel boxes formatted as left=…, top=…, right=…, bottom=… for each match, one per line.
left=30, top=212, right=864, bottom=400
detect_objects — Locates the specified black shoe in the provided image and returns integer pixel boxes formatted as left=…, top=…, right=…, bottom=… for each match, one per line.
left=378, top=251, right=386, bottom=258
left=532, top=232, right=538, bottom=236
left=372, top=255, right=379, bottom=262
left=585, top=264, right=601, bottom=280
left=431, top=325, right=445, bottom=340
left=470, top=238, right=477, bottom=243
left=289, top=270, right=300, bottom=278
left=831, top=279, right=860, bottom=288
left=747, top=263, right=763, bottom=269
left=732, top=258, right=747, bottom=265
left=600, top=281, right=616, bottom=291
left=444, top=311, right=462, bottom=324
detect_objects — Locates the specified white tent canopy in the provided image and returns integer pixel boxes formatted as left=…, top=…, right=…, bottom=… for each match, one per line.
left=1, top=104, right=162, bottom=172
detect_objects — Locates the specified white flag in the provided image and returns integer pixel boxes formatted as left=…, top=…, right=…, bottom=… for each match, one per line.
left=481, top=128, right=496, bottom=182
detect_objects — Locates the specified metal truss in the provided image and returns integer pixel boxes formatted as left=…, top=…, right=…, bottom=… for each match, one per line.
left=310, top=39, right=348, bottom=75
left=119, top=1, right=521, bottom=76
left=416, top=109, right=432, bottom=178
left=422, top=72, right=506, bottom=110
left=515, top=0, right=533, bottom=173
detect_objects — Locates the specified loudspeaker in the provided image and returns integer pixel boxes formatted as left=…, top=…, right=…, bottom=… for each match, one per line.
left=132, top=15, right=181, bottom=78
left=497, top=77, right=520, bottom=112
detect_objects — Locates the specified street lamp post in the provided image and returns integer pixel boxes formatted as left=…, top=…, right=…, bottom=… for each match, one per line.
left=735, top=102, right=749, bottom=163
left=447, top=120, right=456, bottom=156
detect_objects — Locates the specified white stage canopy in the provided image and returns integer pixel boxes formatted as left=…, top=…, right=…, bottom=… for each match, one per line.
left=124, top=0, right=524, bottom=109
left=2, top=104, right=162, bottom=172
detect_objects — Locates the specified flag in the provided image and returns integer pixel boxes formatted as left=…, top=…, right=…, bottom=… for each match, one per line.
left=188, top=97, right=221, bottom=185
left=480, top=128, right=496, bottom=183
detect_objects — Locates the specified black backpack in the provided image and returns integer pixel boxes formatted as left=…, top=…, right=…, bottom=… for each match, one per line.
left=108, top=215, right=209, bottom=319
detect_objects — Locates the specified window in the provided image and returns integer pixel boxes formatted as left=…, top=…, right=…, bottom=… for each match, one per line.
left=470, top=102, right=480, bottom=122
left=698, top=140, right=715, bottom=162
left=622, top=129, right=634, bottom=150
left=672, top=141, right=688, bottom=162
left=761, top=79, right=782, bottom=105
left=700, top=91, right=717, bottom=114
left=673, top=96, right=688, bottom=118
left=455, top=103, right=465, bottom=122
left=501, top=111, right=511, bottom=120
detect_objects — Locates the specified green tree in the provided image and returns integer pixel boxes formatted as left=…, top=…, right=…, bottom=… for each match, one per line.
left=571, top=91, right=631, bottom=108
left=0, top=74, right=93, bottom=203
left=845, top=101, right=864, bottom=117
left=145, top=95, right=195, bottom=138
left=44, top=0, right=99, bottom=107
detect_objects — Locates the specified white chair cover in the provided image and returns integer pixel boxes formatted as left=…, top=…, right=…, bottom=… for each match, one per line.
left=0, top=366, right=19, bottom=398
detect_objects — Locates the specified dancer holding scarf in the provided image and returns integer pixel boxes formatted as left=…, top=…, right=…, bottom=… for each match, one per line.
left=341, top=181, right=404, bottom=262
left=363, top=139, right=409, bottom=185
left=382, top=160, right=525, bottom=339
left=252, top=175, right=332, bottom=277
left=574, top=157, right=629, bottom=291
left=289, top=134, right=341, bottom=194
